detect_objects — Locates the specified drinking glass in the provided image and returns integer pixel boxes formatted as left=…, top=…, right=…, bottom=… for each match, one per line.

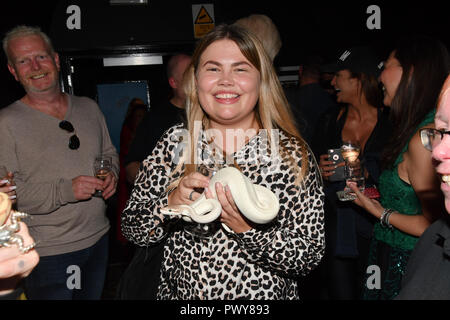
left=93, top=156, right=112, bottom=197
left=335, top=141, right=364, bottom=201
left=341, top=141, right=360, bottom=162
left=344, top=158, right=365, bottom=193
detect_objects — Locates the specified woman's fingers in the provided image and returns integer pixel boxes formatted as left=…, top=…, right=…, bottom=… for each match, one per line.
left=169, top=173, right=210, bottom=206
left=180, top=173, right=209, bottom=190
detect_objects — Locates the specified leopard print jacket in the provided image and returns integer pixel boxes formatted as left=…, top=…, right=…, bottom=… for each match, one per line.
left=122, top=124, right=325, bottom=300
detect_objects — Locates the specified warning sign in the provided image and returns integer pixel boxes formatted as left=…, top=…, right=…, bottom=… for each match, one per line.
left=192, top=4, right=215, bottom=39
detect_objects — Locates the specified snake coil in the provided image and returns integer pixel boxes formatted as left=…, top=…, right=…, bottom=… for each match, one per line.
left=161, top=167, right=280, bottom=225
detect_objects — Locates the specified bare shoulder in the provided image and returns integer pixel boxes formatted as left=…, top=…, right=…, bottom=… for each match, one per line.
left=408, top=122, right=434, bottom=157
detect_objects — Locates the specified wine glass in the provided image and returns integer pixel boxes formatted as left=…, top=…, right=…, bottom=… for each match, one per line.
left=341, top=141, right=361, bottom=162
left=93, top=156, right=112, bottom=197
left=337, top=141, right=365, bottom=200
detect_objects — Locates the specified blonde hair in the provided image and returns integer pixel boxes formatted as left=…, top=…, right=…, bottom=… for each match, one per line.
left=2, top=25, right=55, bottom=64
left=168, top=24, right=308, bottom=190
left=233, top=14, right=281, bottom=62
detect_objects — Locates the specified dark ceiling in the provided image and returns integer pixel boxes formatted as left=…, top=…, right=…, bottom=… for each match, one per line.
left=0, top=0, right=448, bottom=107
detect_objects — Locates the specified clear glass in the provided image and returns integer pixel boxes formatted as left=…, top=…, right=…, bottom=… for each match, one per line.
left=337, top=141, right=365, bottom=200
left=93, top=156, right=112, bottom=197
left=344, top=159, right=365, bottom=192
left=341, top=141, right=361, bottom=162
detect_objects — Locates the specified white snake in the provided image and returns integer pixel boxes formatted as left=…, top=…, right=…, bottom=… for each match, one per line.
left=161, top=167, right=279, bottom=225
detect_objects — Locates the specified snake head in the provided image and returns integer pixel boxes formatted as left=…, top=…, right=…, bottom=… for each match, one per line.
left=160, top=205, right=191, bottom=217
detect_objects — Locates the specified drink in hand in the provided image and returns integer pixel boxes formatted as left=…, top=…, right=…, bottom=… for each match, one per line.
left=95, top=169, right=109, bottom=181
left=341, top=142, right=360, bottom=162
left=93, top=156, right=112, bottom=197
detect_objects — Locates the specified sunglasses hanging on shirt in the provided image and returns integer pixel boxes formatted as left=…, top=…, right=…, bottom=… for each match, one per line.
left=59, top=120, right=80, bottom=150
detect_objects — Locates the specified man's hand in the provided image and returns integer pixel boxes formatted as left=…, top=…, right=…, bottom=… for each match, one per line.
left=101, top=172, right=117, bottom=200
left=72, top=176, right=105, bottom=200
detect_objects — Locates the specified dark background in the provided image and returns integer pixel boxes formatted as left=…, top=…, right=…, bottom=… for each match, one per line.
left=0, top=0, right=448, bottom=108
left=0, top=0, right=448, bottom=300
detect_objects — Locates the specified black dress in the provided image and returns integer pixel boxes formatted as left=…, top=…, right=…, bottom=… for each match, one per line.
left=310, top=105, right=393, bottom=299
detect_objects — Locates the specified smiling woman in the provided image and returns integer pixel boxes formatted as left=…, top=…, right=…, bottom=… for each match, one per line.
left=122, top=24, right=325, bottom=300
left=196, top=39, right=261, bottom=136
left=348, top=35, right=450, bottom=300
left=311, top=46, right=390, bottom=300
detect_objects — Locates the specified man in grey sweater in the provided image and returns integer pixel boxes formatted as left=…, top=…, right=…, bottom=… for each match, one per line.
left=0, top=25, right=119, bottom=299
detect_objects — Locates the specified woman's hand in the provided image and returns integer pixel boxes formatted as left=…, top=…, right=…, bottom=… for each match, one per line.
left=0, top=222, right=39, bottom=295
left=167, top=172, right=210, bottom=206
left=347, top=181, right=384, bottom=219
left=206, top=182, right=252, bottom=233
left=0, top=172, right=17, bottom=204
left=318, top=154, right=345, bottom=180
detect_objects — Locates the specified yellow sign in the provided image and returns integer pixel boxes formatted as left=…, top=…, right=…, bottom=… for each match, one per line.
left=192, top=4, right=215, bottom=39
left=195, top=6, right=214, bottom=24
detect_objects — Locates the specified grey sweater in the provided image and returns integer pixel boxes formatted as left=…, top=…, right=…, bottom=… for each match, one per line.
left=0, top=94, right=119, bottom=256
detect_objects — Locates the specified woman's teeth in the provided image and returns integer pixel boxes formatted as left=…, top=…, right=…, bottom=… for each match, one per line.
left=215, top=93, right=239, bottom=99
left=442, top=175, right=450, bottom=185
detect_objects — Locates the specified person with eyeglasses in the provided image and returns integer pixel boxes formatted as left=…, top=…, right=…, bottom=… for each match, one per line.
left=347, top=36, right=449, bottom=300
left=395, top=74, right=450, bottom=299
left=0, top=25, right=119, bottom=299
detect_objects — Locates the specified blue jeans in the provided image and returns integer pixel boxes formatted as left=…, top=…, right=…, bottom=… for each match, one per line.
left=24, top=233, right=109, bottom=300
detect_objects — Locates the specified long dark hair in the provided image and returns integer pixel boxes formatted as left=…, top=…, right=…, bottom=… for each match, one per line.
left=382, top=35, right=450, bottom=168
left=350, top=71, right=383, bottom=108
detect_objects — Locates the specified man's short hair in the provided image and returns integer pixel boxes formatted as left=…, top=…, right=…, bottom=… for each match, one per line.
left=2, top=25, right=55, bottom=63
left=166, top=54, right=191, bottom=79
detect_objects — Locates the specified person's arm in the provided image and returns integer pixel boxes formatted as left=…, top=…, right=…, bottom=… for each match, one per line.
left=350, top=126, right=444, bottom=236
left=0, top=121, right=78, bottom=214
left=0, top=195, right=39, bottom=298
left=0, top=223, right=39, bottom=296
left=121, top=126, right=182, bottom=246
left=395, top=127, right=444, bottom=232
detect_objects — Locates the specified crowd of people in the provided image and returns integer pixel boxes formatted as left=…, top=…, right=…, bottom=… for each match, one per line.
left=0, top=13, right=449, bottom=301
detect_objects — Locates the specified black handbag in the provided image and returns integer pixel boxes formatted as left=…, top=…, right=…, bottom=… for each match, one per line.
left=115, top=239, right=166, bottom=300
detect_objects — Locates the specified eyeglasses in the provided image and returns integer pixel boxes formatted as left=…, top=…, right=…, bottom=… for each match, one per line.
left=59, top=120, right=80, bottom=150
left=420, top=128, right=450, bottom=151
